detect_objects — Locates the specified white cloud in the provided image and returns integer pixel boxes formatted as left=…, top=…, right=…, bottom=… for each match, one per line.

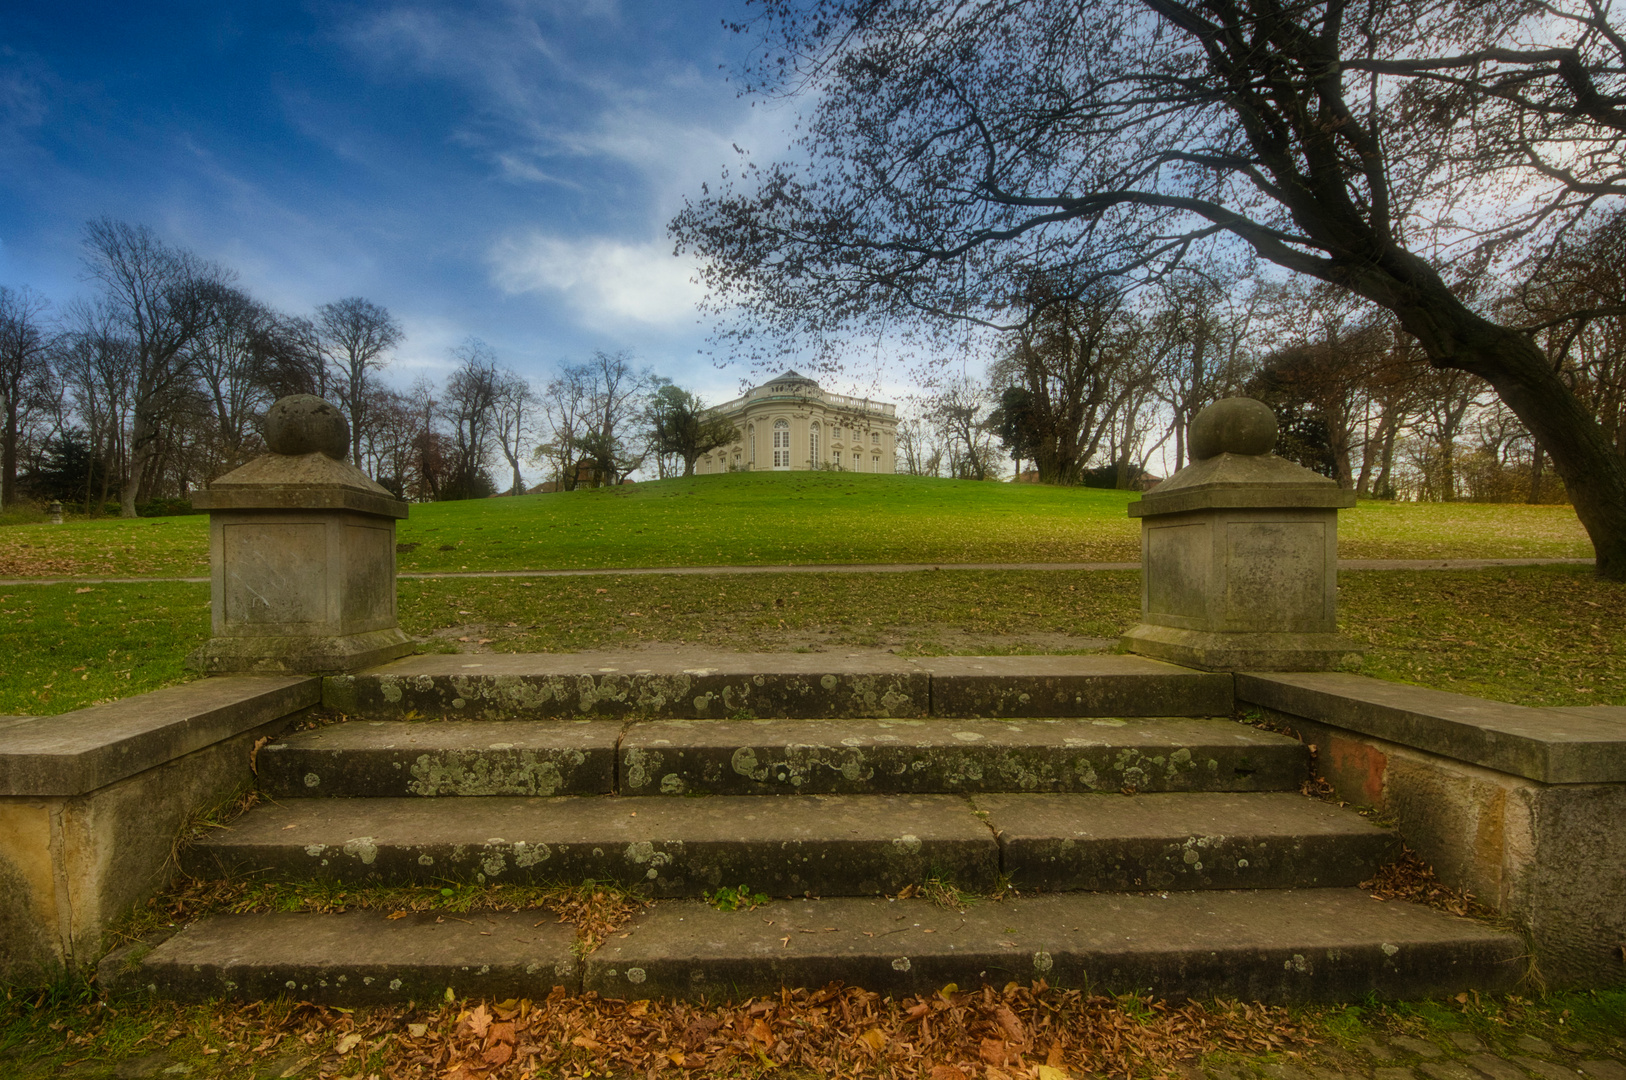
left=488, top=232, right=705, bottom=329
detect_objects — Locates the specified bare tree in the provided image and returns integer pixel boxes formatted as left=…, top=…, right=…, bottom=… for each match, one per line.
left=536, top=365, right=591, bottom=490
left=575, top=350, right=655, bottom=486
left=315, top=297, right=403, bottom=467
left=190, top=285, right=278, bottom=474
left=988, top=287, right=1146, bottom=484
left=80, top=218, right=225, bottom=517
left=0, top=286, right=56, bottom=506
left=441, top=339, right=502, bottom=500
left=258, top=314, right=326, bottom=400
left=491, top=369, right=538, bottom=494
left=926, top=376, right=1000, bottom=481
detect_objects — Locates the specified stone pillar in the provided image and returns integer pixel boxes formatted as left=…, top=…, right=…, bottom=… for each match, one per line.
left=1121, top=397, right=1362, bottom=672
left=187, top=395, right=413, bottom=675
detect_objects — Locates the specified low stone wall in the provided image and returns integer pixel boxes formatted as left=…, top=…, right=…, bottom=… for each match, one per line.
left=1238, top=672, right=1626, bottom=989
left=0, top=677, right=319, bottom=980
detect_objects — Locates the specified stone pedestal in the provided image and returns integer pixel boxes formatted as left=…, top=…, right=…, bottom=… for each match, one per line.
left=187, top=396, right=413, bottom=675
left=1121, top=398, right=1362, bottom=672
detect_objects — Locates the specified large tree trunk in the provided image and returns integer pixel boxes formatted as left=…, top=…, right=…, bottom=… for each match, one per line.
left=121, top=407, right=161, bottom=518
left=1, top=407, right=16, bottom=508
left=1390, top=288, right=1626, bottom=578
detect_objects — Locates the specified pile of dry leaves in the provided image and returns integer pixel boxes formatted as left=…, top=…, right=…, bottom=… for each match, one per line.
left=382, top=981, right=1316, bottom=1080
left=1359, top=848, right=1495, bottom=919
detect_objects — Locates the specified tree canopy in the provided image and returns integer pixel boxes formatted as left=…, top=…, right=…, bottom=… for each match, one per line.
left=673, top=0, right=1626, bottom=577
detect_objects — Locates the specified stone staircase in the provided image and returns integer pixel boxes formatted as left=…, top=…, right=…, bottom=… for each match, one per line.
left=124, top=654, right=1525, bottom=1005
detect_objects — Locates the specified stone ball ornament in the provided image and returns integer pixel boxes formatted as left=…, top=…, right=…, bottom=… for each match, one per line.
left=264, top=395, right=350, bottom=460
left=1188, top=397, right=1278, bottom=460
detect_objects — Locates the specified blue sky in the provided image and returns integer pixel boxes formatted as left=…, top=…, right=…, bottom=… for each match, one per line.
left=0, top=0, right=806, bottom=402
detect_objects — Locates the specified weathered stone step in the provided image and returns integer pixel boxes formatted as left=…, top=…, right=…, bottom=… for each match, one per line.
left=186, top=791, right=1388, bottom=895
left=976, top=792, right=1397, bottom=891
left=129, top=910, right=579, bottom=1004
left=620, top=716, right=1306, bottom=796
left=132, top=890, right=1524, bottom=1005
left=260, top=715, right=1305, bottom=799
left=588, top=890, right=1524, bottom=1003
left=321, top=651, right=1232, bottom=720
left=184, top=794, right=1001, bottom=897
left=257, top=719, right=621, bottom=798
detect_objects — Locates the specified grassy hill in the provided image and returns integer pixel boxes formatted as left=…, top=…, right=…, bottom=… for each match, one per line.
left=0, top=470, right=1594, bottom=579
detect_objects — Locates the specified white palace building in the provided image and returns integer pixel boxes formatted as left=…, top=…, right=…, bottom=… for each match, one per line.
left=694, top=370, right=899, bottom=474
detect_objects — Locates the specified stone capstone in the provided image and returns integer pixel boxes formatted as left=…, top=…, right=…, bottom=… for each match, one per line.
left=264, top=394, right=350, bottom=459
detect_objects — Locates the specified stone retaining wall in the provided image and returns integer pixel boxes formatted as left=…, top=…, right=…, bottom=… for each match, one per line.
left=0, top=678, right=319, bottom=979
left=1238, top=673, right=1626, bottom=989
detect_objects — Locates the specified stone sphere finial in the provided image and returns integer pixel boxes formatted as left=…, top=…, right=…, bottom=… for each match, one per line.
left=264, top=395, right=350, bottom=460
left=1188, top=397, right=1277, bottom=460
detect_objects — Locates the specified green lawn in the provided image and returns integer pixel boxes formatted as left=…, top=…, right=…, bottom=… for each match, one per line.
left=0, top=472, right=1595, bottom=579
left=5, top=564, right=1621, bottom=716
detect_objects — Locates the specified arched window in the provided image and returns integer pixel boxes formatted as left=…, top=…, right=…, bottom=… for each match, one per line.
left=772, top=419, right=791, bottom=469
left=810, top=421, right=820, bottom=466
left=748, top=424, right=755, bottom=466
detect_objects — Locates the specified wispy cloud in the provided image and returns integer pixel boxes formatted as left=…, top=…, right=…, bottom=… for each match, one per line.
left=488, top=232, right=704, bottom=329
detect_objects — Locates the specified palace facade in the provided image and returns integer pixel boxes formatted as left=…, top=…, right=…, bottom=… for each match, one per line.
left=694, top=371, right=899, bottom=474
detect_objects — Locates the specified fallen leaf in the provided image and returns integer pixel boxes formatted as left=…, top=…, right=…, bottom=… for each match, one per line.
left=334, top=1033, right=362, bottom=1055
left=995, top=1005, right=1026, bottom=1044
left=929, top=1066, right=969, bottom=1080
left=858, top=1027, right=887, bottom=1052
left=467, top=1003, right=492, bottom=1039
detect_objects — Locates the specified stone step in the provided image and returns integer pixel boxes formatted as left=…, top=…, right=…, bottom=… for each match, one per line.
left=185, top=792, right=1390, bottom=896
left=588, top=890, right=1524, bottom=1003
left=619, top=716, right=1306, bottom=796
left=974, top=791, right=1396, bottom=891
left=128, top=910, right=579, bottom=1004
left=257, top=719, right=622, bottom=798
left=185, top=793, right=1001, bottom=897
left=258, top=716, right=1307, bottom=799
left=132, top=890, right=1524, bottom=1005
left=321, top=651, right=1233, bottom=721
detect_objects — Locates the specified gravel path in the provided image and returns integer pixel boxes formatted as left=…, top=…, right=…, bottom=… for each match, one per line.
left=0, top=556, right=1594, bottom=587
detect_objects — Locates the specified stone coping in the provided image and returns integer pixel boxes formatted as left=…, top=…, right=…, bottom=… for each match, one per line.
left=0, top=676, right=320, bottom=797
left=1237, top=672, right=1626, bottom=785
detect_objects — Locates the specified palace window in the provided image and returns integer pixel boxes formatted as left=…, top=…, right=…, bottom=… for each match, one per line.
left=833, top=426, right=843, bottom=442
left=871, top=431, right=880, bottom=445
left=810, top=421, right=820, bottom=465
left=852, top=451, right=861, bottom=469
left=748, top=424, right=755, bottom=466
left=772, top=419, right=791, bottom=469
left=872, top=456, right=881, bottom=472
